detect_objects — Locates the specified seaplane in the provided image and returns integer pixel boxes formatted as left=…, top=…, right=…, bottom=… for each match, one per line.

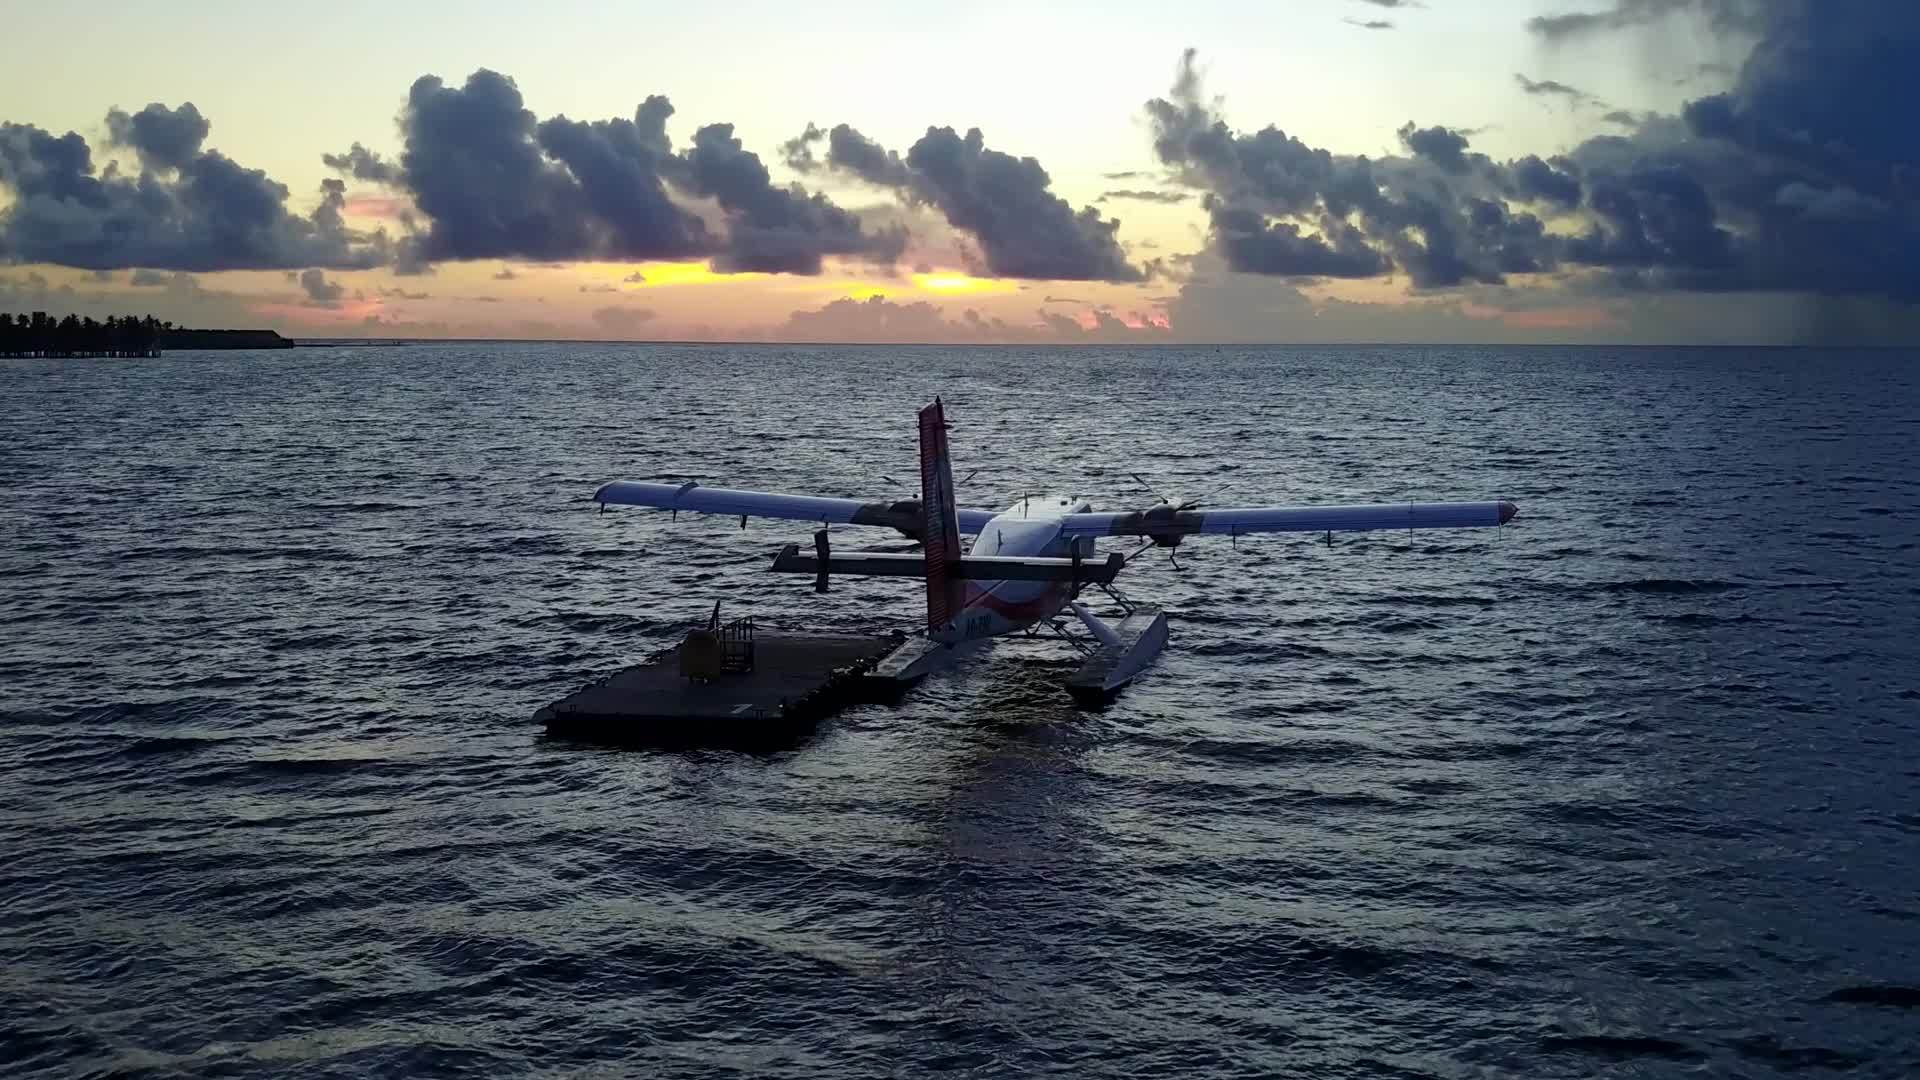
left=593, top=399, right=1517, bottom=703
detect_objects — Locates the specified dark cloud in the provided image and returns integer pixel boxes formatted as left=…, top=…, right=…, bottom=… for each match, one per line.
left=377, top=70, right=890, bottom=275
left=493, top=266, right=517, bottom=280
left=1343, top=19, right=1395, bottom=30
left=1507, top=155, right=1584, bottom=208
left=1152, top=12, right=1920, bottom=313
left=1211, top=203, right=1389, bottom=278
left=1398, top=123, right=1473, bottom=173
left=782, top=123, right=914, bottom=188
left=900, top=126, right=1141, bottom=281
left=1353, top=0, right=1418, bottom=6
left=321, top=142, right=402, bottom=184
left=1146, top=50, right=1557, bottom=287
left=778, top=123, right=825, bottom=172
left=1098, top=189, right=1190, bottom=204
left=531, top=93, right=710, bottom=262
left=1514, top=74, right=1601, bottom=107
left=681, top=122, right=905, bottom=274
left=621, top=271, right=646, bottom=283
left=782, top=121, right=1144, bottom=281
left=105, top=102, right=210, bottom=171
left=300, top=268, right=345, bottom=307
left=1527, top=0, right=1767, bottom=41
left=1545, top=1, right=1920, bottom=301
left=0, top=111, right=387, bottom=272
left=398, top=70, right=648, bottom=263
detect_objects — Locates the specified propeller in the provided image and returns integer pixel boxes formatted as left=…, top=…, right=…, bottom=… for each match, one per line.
left=1126, top=471, right=1223, bottom=512
left=871, top=467, right=980, bottom=550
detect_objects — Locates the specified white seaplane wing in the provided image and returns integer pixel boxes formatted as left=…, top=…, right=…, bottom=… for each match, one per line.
left=593, top=480, right=1000, bottom=534
left=1056, top=499, right=1517, bottom=540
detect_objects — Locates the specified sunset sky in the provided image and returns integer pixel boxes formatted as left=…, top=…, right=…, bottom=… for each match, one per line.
left=3, top=1, right=1916, bottom=344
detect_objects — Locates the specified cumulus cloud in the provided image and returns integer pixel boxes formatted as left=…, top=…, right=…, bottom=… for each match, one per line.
left=900, top=127, right=1142, bottom=281
left=0, top=110, right=389, bottom=272
left=779, top=294, right=1164, bottom=343
left=1145, top=50, right=1558, bottom=287
left=1146, top=11, right=1920, bottom=309
left=590, top=305, right=657, bottom=335
left=781, top=123, right=915, bottom=188
left=783, top=295, right=970, bottom=342
left=391, top=71, right=691, bottom=265
left=681, top=122, right=906, bottom=273
left=105, top=102, right=210, bottom=171
left=12, top=67, right=1131, bottom=285
left=780, top=121, right=1143, bottom=281
left=1398, top=123, right=1474, bottom=174
left=349, top=69, right=899, bottom=277
left=1555, top=1, right=1920, bottom=299
left=300, top=268, right=345, bottom=307
left=321, top=142, right=401, bottom=184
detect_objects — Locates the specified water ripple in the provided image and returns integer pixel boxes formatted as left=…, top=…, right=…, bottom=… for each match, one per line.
left=3, top=343, right=1919, bottom=1078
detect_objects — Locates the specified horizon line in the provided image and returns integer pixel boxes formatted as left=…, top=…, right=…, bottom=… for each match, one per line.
left=283, top=336, right=1911, bottom=350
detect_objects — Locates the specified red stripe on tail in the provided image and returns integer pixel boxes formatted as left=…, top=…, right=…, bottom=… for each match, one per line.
left=919, top=398, right=963, bottom=635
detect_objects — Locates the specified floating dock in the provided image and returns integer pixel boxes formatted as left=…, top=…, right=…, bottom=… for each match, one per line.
left=535, top=628, right=904, bottom=748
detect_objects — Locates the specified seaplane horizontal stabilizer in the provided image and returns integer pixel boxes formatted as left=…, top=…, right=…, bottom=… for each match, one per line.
left=771, top=546, right=1125, bottom=584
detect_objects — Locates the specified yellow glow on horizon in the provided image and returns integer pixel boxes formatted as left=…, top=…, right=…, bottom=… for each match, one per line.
left=911, top=272, right=1017, bottom=294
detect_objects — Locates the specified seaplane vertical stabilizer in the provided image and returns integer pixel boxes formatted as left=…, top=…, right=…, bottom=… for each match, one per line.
left=919, top=397, right=963, bottom=636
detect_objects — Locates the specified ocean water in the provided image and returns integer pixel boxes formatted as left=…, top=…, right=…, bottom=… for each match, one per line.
left=2, top=343, right=1918, bottom=1078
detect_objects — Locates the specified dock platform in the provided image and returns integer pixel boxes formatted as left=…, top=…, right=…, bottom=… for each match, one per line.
left=536, top=630, right=904, bottom=748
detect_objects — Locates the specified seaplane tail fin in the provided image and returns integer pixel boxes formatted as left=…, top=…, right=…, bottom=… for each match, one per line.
left=918, top=398, right=964, bottom=635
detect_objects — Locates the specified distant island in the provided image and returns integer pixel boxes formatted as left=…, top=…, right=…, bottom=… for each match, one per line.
left=158, top=328, right=294, bottom=351
left=0, top=312, right=292, bottom=357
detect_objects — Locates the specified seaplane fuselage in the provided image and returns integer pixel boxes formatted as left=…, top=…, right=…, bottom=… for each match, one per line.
left=942, top=495, right=1093, bottom=643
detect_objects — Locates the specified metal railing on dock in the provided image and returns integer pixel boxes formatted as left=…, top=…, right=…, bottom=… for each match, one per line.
left=679, top=601, right=755, bottom=681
